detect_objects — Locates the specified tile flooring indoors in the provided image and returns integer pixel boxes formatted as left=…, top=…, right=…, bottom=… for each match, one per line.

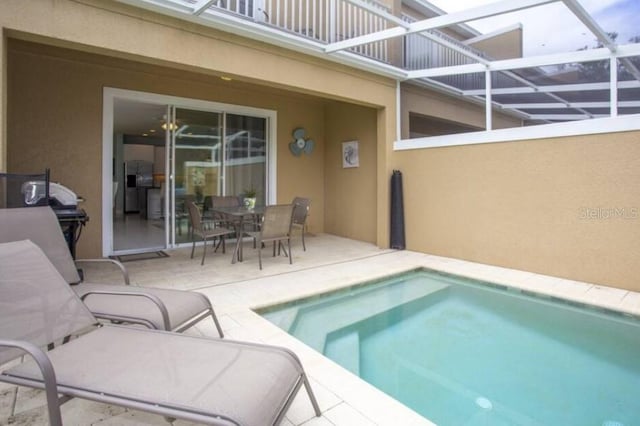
left=2, top=233, right=639, bottom=425
left=113, top=214, right=165, bottom=252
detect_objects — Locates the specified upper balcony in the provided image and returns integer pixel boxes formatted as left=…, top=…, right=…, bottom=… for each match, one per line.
left=188, top=0, right=394, bottom=63
left=119, top=0, right=640, bottom=125
left=179, top=0, right=505, bottom=100
left=180, top=0, right=488, bottom=71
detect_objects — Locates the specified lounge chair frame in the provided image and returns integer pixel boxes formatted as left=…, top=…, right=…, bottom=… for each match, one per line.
left=0, top=206, right=223, bottom=335
left=0, top=240, right=321, bottom=426
left=0, top=333, right=320, bottom=426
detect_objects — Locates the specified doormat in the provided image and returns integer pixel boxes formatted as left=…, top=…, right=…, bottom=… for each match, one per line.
left=112, top=251, right=169, bottom=263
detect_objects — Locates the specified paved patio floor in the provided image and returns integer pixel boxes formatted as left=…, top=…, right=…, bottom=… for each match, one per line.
left=2, top=233, right=639, bottom=425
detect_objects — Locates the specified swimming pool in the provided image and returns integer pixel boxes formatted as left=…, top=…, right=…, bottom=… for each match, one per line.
left=259, top=269, right=640, bottom=425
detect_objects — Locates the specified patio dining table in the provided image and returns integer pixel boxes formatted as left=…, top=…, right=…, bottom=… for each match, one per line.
left=211, top=205, right=264, bottom=263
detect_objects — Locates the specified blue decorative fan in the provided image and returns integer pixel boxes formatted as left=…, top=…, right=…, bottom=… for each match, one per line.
left=289, top=128, right=315, bottom=156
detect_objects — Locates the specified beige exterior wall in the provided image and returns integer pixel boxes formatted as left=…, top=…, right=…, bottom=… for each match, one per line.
left=392, top=131, right=640, bottom=291
left=4, top=0, right=638, bottom=293
left=1, top=0, right=397, bottom=257
left=324, top=102, right=378, bottom=243
left=6, top=40, right=330, bottom=256
left=467, top=27, right=523, bottom=60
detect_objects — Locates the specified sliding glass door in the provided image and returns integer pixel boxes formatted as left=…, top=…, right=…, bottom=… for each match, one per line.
left=169, top=108, right=267, bottom=245
left=105, top=88, right=275, bottom=256
left=170, top=107, right=222, bottom=244
left=111, top=99, right=167, bottom=253
left=224, top=113, right=267, bottom=206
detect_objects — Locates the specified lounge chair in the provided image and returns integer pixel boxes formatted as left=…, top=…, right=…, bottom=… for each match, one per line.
left=0, top=206, right=222, bottom=335
left=0, top=240, right=321, bottom=426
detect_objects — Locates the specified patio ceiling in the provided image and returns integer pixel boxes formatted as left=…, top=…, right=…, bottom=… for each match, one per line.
left=113, top=0, right=640, bottom=126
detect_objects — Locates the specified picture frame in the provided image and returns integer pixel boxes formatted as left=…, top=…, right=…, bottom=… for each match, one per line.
left=342, top=141, right=359, bottom=168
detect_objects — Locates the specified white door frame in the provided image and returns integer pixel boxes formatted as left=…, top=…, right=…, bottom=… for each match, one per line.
left=102, top=87, right=278, bottom=257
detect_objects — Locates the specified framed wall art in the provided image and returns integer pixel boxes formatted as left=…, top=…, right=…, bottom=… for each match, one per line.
left=342, top=140, right=359, bottom=168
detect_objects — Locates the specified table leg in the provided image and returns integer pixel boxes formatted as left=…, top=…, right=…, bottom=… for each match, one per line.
left=231, top=236, right=240, bottom=264
left=238, top=215, right=244, bottom=262
left=230, top=215, right=245, bottom=264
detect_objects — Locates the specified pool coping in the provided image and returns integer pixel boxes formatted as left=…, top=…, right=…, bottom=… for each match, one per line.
left=198, top=249, right=640, bottom=425
left=255, top=266, right=640, bottom=323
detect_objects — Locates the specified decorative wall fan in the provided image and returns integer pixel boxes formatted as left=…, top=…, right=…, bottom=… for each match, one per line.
left=289, top=128, right=315, bottom=156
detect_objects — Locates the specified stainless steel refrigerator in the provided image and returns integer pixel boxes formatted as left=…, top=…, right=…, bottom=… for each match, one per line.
left=124, top=160, right=153, bottom=214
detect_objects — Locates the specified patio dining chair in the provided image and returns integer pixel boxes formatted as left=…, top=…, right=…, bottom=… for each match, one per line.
left=187, top=201, right=235, bottom=265
left=0, top=240, right=321, bottom=426
left=209, top=195, right=256, bottom=232
left=292, top=196, right=311, bottom=251
left=243, top=204, right=295, bottom=270
left=207, top=195, right=239, bottom=230
left=0, top=206, right=223, bottom=335
left=210, top=195, right=262, bottom=249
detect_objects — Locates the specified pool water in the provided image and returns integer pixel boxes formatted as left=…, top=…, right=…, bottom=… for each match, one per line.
left=260, top=270, right=640, bottom=425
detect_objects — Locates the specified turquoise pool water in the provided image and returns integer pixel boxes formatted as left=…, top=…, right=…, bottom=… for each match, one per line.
left=259, top=270, right=640, bottom=425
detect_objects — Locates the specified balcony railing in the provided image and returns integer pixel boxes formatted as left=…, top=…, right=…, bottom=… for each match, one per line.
left=204, top=0, right=515, bottom=79
left=401, top=14, right=489, bottom=90
left=208, top=0, right=390, bottom=62
left=402, top=14, right=524, bottom=91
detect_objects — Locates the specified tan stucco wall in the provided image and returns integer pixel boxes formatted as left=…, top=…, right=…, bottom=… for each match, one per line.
left=324, top=102, right=378, bottom=243
left=0, top=0, right=394, bottom=103
left=401, top=83, right=522, bottom=138
left=467, top=27, right=523, bottom=60
left=7, top=0, right=637, bottom=294
left=6, top=39, right=376, bottom=256
left=275, top=99, right=326, bottom=218
left=1, top=0, right=397, bottom=256
left=4, top=41, right=310, bottom=255
left=393, top=131, right=640, bottom=291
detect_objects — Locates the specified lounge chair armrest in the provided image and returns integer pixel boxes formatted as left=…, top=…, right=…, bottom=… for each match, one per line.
left=75, top=258, right=130, bottom=285
left=0, top=340, right=63, bottom=426
left=79, top=290, right=171, bottom=331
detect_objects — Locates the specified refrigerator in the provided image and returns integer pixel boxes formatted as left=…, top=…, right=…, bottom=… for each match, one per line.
left=124, top=160, right=153, bottom=214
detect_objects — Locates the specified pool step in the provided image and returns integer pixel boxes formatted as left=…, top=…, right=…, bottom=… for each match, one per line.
left=324, top=331, right=360, bottom=376
left=289, top=279, right=450, bottom=351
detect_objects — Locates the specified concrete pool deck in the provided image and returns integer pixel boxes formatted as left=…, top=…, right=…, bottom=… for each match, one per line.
left=2, top=233, right=639, bottom=425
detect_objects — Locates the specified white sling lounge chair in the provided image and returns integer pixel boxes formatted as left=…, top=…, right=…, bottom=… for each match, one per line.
left=0, top=206, right=222, bottom=335
left=0, top=240, right=321, bottom=426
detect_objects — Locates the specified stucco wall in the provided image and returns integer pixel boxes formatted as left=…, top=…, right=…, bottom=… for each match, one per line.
left=7, top=40, right=330, bottom=256
left=393, top=131, right=640, bottom=291
left=467, top=27, right=523, bottom=60
left=1, top=0, right=398, bottom=255
left=7, top=0, right=637, bottom=294
left=324, top=101, right=378, bottom=243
